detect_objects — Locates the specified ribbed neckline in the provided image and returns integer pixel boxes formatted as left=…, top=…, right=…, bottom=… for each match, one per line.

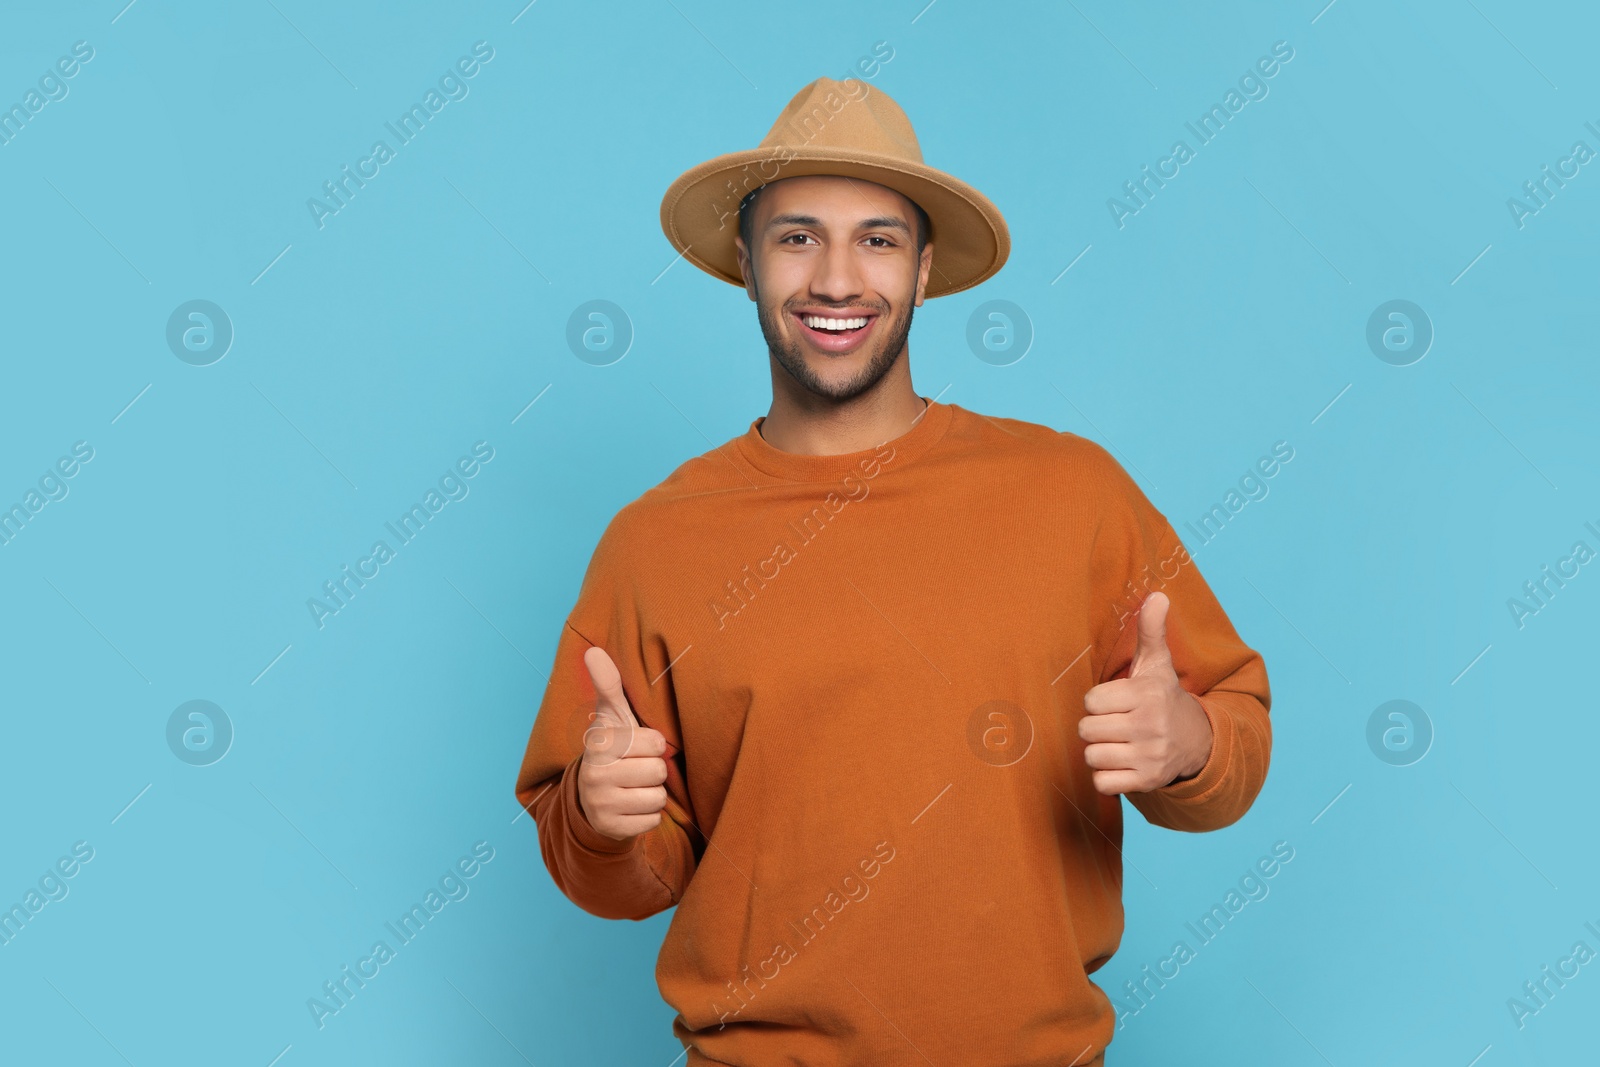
left=732, top=396, right=954, bottom=483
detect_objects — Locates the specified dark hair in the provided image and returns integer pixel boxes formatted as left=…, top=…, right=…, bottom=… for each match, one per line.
left=737, top=183, right=931, bottom=267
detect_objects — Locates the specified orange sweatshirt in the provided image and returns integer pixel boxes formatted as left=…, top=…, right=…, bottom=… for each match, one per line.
left=514, top=397, right=1272, bottom=1066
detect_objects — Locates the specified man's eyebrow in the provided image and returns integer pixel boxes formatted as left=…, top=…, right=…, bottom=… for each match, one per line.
left=765, top=213, right=822, bottom=229
left=765, top=212, right=911, bottom=234
left=857, top=215, right=911, bottom=234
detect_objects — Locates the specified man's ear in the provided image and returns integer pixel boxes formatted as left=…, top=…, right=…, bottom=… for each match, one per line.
left=734, top=236, right=758, bottom=301
left=913, top=241, right=934, bottom=307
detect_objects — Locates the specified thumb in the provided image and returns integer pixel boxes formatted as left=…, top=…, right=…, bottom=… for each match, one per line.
left=581, top=646, right=643, bottom=763
left=1130, top=591, right=1175, bottom=677
left=583, top=646, right=641, bottom=729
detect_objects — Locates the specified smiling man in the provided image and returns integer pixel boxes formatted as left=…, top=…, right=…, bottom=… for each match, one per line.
left=515, top=77, right=1273, bottom=1066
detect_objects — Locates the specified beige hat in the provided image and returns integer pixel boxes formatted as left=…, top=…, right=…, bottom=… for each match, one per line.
left=658, top=77, right=1009, bottom=298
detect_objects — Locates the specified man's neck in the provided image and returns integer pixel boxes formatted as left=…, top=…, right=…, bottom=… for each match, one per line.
left=758, top=386, right=928, bottom=456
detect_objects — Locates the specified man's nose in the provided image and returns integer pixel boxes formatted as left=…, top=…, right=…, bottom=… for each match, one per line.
left=808, top=241, right=866, bottom=302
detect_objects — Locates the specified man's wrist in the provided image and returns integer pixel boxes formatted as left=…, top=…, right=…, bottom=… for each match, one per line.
left=1168, top=694, right=1214, bottom=784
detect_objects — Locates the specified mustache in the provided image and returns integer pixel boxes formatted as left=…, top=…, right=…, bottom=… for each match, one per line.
left=785, top=300, right=888, bottom=314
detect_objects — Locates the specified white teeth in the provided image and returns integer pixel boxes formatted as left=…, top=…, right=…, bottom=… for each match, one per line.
left=802, top=315, right=869, bottom=331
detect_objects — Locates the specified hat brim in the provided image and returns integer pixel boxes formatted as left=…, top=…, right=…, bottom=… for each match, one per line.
left=659, top=145, right=1009, bottom=299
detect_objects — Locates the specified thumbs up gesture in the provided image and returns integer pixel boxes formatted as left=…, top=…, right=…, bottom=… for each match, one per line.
left=575, top=646, right=670, bottom=841
left=1079, top=592, right=1214, bottom=795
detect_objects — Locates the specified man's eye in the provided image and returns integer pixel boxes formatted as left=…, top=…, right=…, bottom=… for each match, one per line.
left=864, top=236, right=895, bottom=248
left=780, top=234, right=815, bottom=245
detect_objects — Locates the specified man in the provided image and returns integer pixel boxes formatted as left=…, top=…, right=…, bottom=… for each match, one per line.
left=515, top=76, right=1271, bottom=1066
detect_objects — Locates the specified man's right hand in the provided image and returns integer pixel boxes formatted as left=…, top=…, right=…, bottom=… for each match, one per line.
left=576, top=646, right=669, bottom=842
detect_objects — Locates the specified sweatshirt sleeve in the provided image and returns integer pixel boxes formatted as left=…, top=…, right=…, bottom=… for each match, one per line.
left=1087, top=448, right=1273, bottom=833
left=513, top=517, right=702, bottom=920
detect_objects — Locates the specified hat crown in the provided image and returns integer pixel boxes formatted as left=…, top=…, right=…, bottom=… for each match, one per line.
left=758, top=77, right=923, bottom=164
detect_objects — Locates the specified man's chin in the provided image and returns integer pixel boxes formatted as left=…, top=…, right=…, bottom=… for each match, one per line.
left=793, top=354, right=888, bottom=401
left=798, top=341, right=876, bottom=375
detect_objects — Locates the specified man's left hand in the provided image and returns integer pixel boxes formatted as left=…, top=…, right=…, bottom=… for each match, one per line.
left=1080, top=591, right=1214, bottom=795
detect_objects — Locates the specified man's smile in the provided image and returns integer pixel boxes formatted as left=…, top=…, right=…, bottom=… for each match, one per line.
left=792, top=309, right=880, bottom=354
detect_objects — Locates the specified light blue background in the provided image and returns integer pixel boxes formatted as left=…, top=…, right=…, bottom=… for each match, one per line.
left=1, top=1, right=1595, bottom=1064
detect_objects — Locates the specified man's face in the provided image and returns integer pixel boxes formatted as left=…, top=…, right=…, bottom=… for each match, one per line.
left=734, top=175, right=933, bottom=402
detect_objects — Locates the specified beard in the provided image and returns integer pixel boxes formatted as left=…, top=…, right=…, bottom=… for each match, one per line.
left=753, top=273, right=916, bottom=403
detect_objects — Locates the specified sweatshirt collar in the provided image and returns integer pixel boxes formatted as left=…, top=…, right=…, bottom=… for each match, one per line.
left=733, top=396, right=954, bottom=483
